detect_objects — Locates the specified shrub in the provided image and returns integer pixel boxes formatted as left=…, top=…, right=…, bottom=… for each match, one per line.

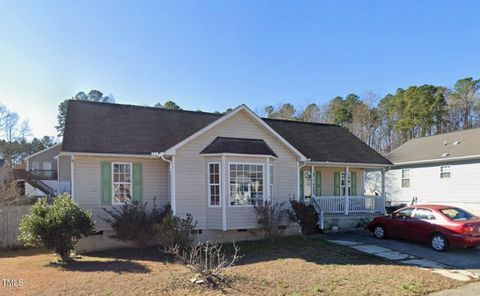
left=155, top=212, right=197, bottom=252
left=253, top=201, right=288, bottom=242
left=103, top=198, right=170, bottom=249
left=169, top=241, right=241, bottom=287
left=18, top=194, right=95, bottom=261
left=288, top=199, right=319, bottom=236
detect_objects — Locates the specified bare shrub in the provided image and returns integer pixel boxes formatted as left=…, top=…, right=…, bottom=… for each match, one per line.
left=253, top=201, right=288, bottom=242
left=169, top=241, right=241, bottom=287
left=155, top=212, right=197, bottom=252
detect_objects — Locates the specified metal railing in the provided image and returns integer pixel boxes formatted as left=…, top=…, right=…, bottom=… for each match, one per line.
left=28, top=170, right=57, bottom=180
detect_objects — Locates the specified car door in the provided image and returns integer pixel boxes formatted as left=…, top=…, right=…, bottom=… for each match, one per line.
left=409, top=208, right=436, bottom=242
left=389, top=207, right=415, bottom=239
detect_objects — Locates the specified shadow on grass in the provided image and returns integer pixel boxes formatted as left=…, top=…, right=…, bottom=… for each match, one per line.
left=85, top=246, right=173, bottom=263
left=0, top=247, right=50, bottom=259
left=48, top=259, right=151, bottom=273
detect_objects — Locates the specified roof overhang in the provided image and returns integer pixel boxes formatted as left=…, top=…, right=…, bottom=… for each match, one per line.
left=302, top=160, right=391, bottom=169
left=391, top=154, right=480, bottom=166
left=59, top=151, right=159, bottom=159
left=163, top=104, right=308, bottom=161
left=25, top=143, right=62, bottom=160
left=200, top=153, right=278, bottom=159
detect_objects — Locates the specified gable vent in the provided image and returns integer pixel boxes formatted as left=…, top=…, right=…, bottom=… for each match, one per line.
left=442, top=153, right=450, bottom=158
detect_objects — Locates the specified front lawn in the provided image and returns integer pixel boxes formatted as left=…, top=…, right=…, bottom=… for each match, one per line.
left=0, top=236, right=463, bottom=295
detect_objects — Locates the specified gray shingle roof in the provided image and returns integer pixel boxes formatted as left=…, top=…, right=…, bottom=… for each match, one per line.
left=200, top=137, right=278, bottom=157
left=62, top=100, right=390, bottom=165
left=386, top=128, right=480, bottom=164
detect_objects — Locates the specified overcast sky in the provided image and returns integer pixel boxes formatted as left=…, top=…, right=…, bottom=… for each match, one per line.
left=1, top=0, right=479, bottom=138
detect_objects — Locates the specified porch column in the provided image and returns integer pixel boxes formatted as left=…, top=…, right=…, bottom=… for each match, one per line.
left=381, top=168, right=386, bottom=214
left=310, top=165, right=315, bottom=198
left=345, top=166, right=349, bottom=215
left=296, top=161, right=300, bottom=201
left=266, top=157, right=270, bottom=203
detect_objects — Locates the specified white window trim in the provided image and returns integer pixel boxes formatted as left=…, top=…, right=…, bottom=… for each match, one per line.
left=228, top=162, right=265, bottom=208
left=401, top=169, right=410, bottom=188
left=207, top=162, right=221, bottom=208
left=111, top=162, right=133, bottom=205
left=340, top=172, right=351, bottom=196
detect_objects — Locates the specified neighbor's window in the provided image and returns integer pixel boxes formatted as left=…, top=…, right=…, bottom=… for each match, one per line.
left=229, top=163, right=264, bottom=206
left=440, top=166, right=451, bottom=178
left=341, top=172, right=351, bottom=195
left=401, top=169, right=410, bottom=188
left=112, top=163, right=132, bottom=204
left=208, top=162, right=221, bottom=207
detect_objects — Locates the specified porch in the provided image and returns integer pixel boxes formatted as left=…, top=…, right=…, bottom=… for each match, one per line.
left=299, top=163, right=387, bottom=215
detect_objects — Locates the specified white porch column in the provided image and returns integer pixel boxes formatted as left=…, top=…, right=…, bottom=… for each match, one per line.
left=171, top=156, right=176, bottom=215
left=381, top=168, right=386, bottom=214
left=345, top=166, right=349, bottom=215
left=222, top=155, right=227, bottom=231
left=266, top=157, right=270, bottom=203
left=310, top=165, right=315, bottom=198
left=296, top=161, right=300, bottom=201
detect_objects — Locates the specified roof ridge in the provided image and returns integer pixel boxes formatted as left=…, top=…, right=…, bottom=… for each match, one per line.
left=68, top=99, right=223, bottom=116
left=409, top=127, right=480, bottom=141
left=262, top=117, right=340, bottom=127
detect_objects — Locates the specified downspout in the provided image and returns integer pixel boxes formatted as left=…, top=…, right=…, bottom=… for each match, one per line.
left=156, top=152, right=176, bottom=215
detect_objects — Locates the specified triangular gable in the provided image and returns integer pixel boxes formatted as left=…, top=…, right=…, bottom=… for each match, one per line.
left=164, top=104, right=307, bottom=160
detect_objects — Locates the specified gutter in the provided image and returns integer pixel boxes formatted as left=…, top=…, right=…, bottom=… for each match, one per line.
left=153, top=152, right=176, bottom=215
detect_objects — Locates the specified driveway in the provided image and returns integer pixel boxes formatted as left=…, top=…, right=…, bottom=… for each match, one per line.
left=324, top=229, right=480, bottom=275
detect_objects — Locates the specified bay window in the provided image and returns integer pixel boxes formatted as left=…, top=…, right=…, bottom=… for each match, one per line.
left=229, top=163, right=264, bottom=206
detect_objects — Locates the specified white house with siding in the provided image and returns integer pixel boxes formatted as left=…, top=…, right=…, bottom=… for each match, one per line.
left=380, top=128, right=480, bottom=215
left=29, top=100, right=391, bottom=250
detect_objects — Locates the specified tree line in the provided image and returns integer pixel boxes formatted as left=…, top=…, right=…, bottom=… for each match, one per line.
left=262, top=77, right=480, bottom=153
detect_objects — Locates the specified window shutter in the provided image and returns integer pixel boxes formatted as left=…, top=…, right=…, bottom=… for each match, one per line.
left=101, top=162, right=112, bottom=205
left=315, top=171, right=321, bottom=196
left=300, top=170, right=304, bottom=200
left=334, top=172, right=340, bottom=196
left=351, top=172, right=357, bottom=196
left=132, top=163, right=143, bottom=203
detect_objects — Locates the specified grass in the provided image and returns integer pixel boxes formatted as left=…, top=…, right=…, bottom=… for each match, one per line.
left=0, top=235, right=466, bottom=296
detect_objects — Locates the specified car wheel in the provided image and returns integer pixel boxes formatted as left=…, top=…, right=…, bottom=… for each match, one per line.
left=431, top=234, right=448, bottom=252
left=373, top=225, right=386, bottom=239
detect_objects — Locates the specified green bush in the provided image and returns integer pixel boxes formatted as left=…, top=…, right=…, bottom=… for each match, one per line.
left=288, top=199, right=319, bottom=236
left=155, top=212, right=197, bottom=253
left=103, top=199, right=170, bottom=249
left=253, top=201, right=288, bottom=242
left=18, top=194, right=95, bottom=261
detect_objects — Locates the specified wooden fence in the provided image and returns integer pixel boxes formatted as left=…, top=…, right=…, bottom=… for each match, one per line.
left=0, top=205, right=32, bottom=248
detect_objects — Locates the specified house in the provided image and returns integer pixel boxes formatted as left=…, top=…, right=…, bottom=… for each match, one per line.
left=30, top=100, right=391, bottom=250
left=380, top=128, right=480, bottom=215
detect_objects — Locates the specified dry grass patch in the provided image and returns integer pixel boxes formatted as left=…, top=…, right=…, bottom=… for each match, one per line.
left=0, top=236, right=466, bottom=296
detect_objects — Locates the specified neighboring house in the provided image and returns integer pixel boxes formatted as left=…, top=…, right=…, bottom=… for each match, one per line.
left=24, top=143, right=71, bottom=196
left=381, top=128, right=480, bottom=215
left=33, top=100, right=391, bottom=250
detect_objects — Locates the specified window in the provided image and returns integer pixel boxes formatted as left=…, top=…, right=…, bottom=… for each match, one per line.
left=269, top=163, right=273, bottom=201
left=440, top=166, right=451, bottom=178
left=208, top=163, right=221, bottom=207
left=414, top=208, right=435, bottom=220
left=304, top=171, right=313, bottom=197
left=341, top=172, right=351, bottom=195
left=440, top=208, right=477, bottom=221
left=31, top=161, right=40, bottom=171
left=229, top=163, right=264, bottom=206
left=401, top=169, right=410, bottom=188
left=112, top=163, right=132, bottom=204
left=396, top=208, right=413, bottom=219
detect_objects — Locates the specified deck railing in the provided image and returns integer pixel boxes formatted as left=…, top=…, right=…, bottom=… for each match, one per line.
left=313, top=195, right=385, bottom=215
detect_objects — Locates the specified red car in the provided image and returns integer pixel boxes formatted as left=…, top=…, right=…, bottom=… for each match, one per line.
left=368, top=205, right=480, bottom=252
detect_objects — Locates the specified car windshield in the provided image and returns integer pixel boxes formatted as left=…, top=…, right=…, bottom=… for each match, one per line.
left=440, top=208, right=477, bottom=221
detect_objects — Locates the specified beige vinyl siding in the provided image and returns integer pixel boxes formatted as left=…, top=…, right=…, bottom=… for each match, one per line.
left=58, top=155, right=71, bottom=182
left=27, top=144, right=61, bottom=172
left=175, top=109, right=298, bottom=230
left=73, top=155, right=168, bottom=230
left=301, top=166, right=365, bottom=196
left=385, top=160, right=480, bottom=214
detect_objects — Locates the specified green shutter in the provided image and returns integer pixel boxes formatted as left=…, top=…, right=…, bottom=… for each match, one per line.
left=101, top=162, right=112, bottom=205
left=351, top=172, right=357, bottom=196
left=334, top=172, right=340, bottom=196
left=132, top=163, right=143, bottom=203
left=315, top=171, right=321, bottom=196
left=300, top=170, right=304, bottom=201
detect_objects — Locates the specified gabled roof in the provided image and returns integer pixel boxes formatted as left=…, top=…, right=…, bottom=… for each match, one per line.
left=62, top=100, right=391, bottom=165
left=200, top=137, right=278, bottom=157
left=387, top=128, right=480, bottom=165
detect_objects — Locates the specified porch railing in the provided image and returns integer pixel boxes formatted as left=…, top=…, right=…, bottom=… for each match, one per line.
left=313, top=195, right=385, bottom=215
